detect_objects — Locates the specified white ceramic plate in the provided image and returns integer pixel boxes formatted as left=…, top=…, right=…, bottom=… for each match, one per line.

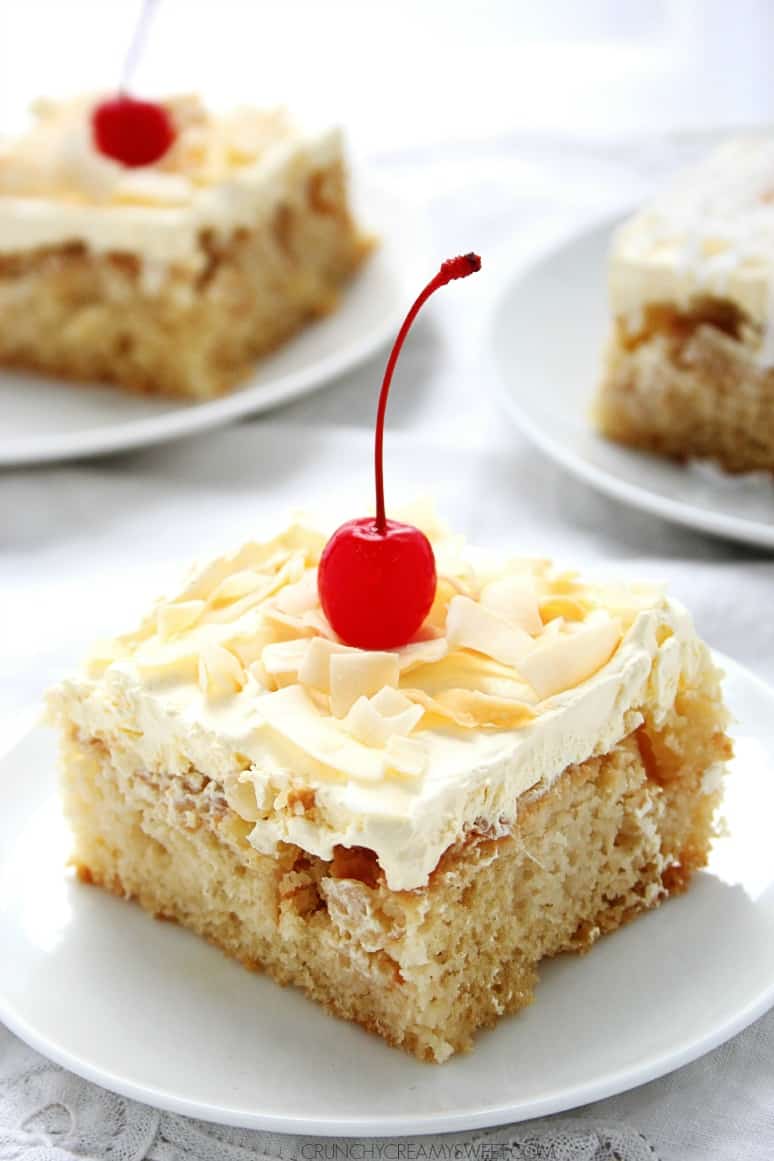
left=0, top=180, right=428, bottom=467
left=1, top=655, right=773, bottom=1135
left=489, top=217, right=774, bottom=549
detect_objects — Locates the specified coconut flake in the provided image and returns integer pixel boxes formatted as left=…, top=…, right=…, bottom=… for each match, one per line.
left=204, top=553, right=306, bottom=625
left=538, top=595, right=590, bottom=624
left=134, top=642, right=200, bottom=684
left=519, top=614, right=621, bottom=700
left=299, top=637, right=355, bottom=692
left=261, top=639, right=310, bottom=683
left=446, top=595, right=533, bottom=667
left=274, top=569, right=319, bottom=615
left=405, top=650, right=535, bottom=701
left=256, top=685, right=385, bottom=781
left=480, top=576, right=542, bottom=634
left=263, top=607, right=322, bottom=637
left=197, top=642, right=245, bottom=697
left=371, top=686, right=416, bottom=716
left=401, top=687, right=474, bottom=727
left=299, top=608, right=338, bottom=638
left=329, top=651, right=401, bottom=718
left=403, top=687, right=533, bottom=729
left=425, top=576, right=467, bottom=632
left=227, top=625, right=279, bottom=669
left=208, top=570, right=266, bottom=607
left=85, top=638, right=130, bottom=677
left=397, top=636, right=449, bottom=672
left=156, top=599, right=206, bottom=641
left=344, top=690, right=424, bottom=748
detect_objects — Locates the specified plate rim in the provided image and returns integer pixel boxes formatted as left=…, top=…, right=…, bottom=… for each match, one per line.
left=1, top=651, right=774, bottom=1136
left=0, top=177, right=430, bottom=468
left=486, top=212, right=774, bottom=552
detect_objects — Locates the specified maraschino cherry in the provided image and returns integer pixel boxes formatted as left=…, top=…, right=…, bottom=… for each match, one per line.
left=91, top=97, right=175, bottom=168
left=318, top=253, right=482, bottom=650
left=92, top=95, right=175, bottom=167
left=91, top=0, right=175, bottom=167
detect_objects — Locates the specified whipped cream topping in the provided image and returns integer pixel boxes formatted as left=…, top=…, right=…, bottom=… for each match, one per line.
left=0, top=95, right=342, bottom=267
left=610, top=137, right=774, bottom=364
left=49, top=513, right=714, bottom=891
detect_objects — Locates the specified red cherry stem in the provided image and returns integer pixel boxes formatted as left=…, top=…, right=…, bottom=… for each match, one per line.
left=120, top=0, right=161, bottom=92
left=373, top=253, right=481, bottom=533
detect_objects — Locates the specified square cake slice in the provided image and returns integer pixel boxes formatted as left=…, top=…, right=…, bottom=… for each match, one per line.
left=594, top=138, right=774, bottom=472
left=48, top=515, right=731, bottom=1061
left=0, top=96, right=368, bottom=399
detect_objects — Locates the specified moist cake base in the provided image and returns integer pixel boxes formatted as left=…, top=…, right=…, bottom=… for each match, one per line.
left=0, top=159, right=368, bottom=400
left=58, top=673, right=729, bottom=1063
left=595, top=303, right=774, bottom=473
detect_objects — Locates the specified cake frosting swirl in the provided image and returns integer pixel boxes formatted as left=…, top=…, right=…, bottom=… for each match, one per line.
left=49, top=512, right=711, bottom=890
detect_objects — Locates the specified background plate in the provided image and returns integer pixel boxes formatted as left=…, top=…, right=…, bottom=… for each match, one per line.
left=0, top=179, right=428, bottom=466
left=490, top=217, right=774, bottom=550
left=1, top=655, right=773, bottom=1136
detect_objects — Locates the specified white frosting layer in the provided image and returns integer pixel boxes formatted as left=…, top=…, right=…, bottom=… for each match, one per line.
left=48, top=518, right=716, bottom=892
left=0, top=95, right=342, bottom=268
left=610, top=138, right=774, bottom=364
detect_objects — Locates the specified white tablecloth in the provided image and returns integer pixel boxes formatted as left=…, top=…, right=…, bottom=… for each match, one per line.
left=2, top=137, right=773, bottom=1160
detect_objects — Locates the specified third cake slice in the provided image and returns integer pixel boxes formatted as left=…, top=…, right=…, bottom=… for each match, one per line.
left=595, top=139, right=774, bottom=472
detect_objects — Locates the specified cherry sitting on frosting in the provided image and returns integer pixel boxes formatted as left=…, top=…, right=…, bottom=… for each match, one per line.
left=318, top=253, right=482, bottom=650
left=92, top=95, right=175, bottom=167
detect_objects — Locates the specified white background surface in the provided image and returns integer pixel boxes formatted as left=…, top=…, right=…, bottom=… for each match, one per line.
left=3, top=0, right=774, bottom=146
left=2, top=2, right=774, bottom=1157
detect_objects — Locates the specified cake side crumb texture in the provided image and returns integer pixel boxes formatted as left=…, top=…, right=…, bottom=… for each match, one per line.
left=595, top=302, right=774, bottom=472
left=59, top=661, right=729, bottom=1062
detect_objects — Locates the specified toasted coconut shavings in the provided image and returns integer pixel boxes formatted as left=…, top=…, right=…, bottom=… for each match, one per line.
left=329, top=652, right=401, bottom=718
left=519, top=614, right=621, bottom=700
left=446, top=595, right=533, bottom=667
